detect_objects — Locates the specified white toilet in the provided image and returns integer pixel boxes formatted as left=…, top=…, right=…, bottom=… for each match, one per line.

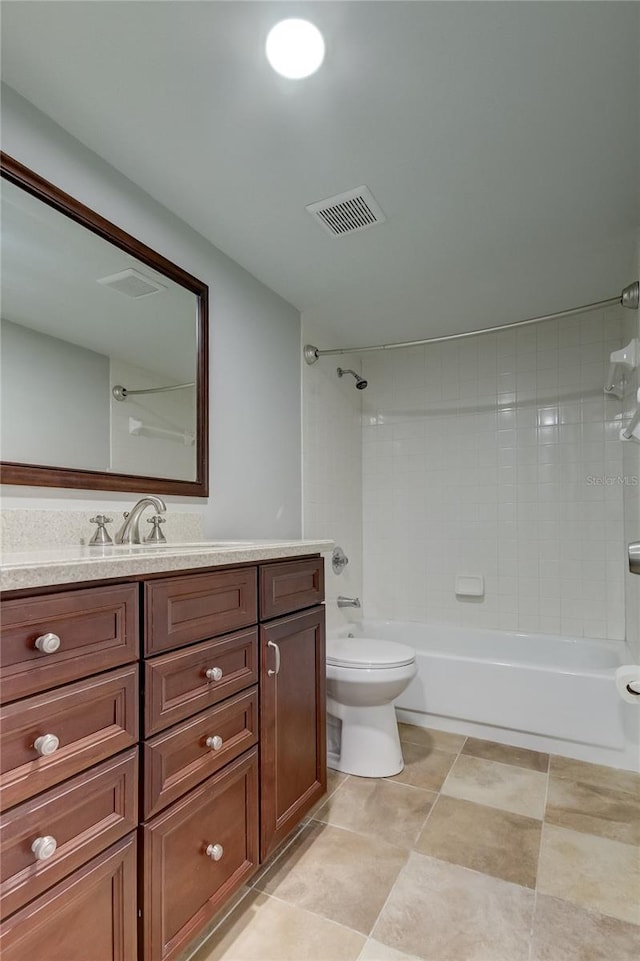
left=326, top=637, right=417, bottom=778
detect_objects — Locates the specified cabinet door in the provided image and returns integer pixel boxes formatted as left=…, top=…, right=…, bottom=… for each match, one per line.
left=142, top=749, right=258, bottom=961
left=0, top=833, right=137, bottom=961
left=260, top=606, right=326, bottom=861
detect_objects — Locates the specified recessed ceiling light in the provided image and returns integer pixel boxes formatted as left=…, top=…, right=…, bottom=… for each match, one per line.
left=266, top=19, right=325, bottom=79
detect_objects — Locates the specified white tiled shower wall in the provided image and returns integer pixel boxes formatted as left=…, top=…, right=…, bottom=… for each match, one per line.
left=361, top=308, right=632, bottom=640
left=302, top=340, right=363, bottom=634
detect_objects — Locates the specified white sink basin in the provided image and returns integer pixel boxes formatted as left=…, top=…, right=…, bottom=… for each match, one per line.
left=107, top=540, right=268, bottom=552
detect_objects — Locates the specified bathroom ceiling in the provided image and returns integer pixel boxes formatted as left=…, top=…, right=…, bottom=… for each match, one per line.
left=2, top=2, right=639, bottom=348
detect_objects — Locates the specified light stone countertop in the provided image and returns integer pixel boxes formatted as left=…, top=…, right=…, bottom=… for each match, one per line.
left=0, top=539, right=334, bottom=592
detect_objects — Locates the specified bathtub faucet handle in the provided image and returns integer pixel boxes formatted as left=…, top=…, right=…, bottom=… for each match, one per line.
left=337, top=596, right=361, bottom=609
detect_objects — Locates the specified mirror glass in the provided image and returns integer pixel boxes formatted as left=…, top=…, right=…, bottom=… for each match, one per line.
left=0, top=160, right=208, bottom=495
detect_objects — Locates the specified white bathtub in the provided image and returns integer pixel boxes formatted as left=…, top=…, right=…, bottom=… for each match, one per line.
left=337, top=619, right=640, bottom=772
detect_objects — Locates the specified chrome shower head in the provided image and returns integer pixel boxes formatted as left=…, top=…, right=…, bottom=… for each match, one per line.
left=337, top=367, right=368, bottom=390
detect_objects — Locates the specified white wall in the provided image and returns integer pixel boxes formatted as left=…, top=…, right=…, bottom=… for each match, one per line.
left=361, top=309, right=629, bottom=640
left=1, top=319, right=109, bottom=470
left=1, top=86, right=302, bottom=540
left=302, top=328, right=363, bottom=634
left=109, top=358, right=196, bottom=481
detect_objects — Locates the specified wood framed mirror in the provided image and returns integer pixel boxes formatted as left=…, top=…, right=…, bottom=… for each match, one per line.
left=0, top=153, right=209, bottom=496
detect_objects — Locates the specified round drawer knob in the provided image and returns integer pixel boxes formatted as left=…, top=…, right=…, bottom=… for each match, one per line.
left=32, top=836, right=57, bottom=861
left=34, top=734, right=60, bottom=757
left=205, top=735, right=223, bottom=751
left=205, top=667, right=223, bottom=682
left=34, top=633, right=61, bottom=654
left=205, top=843, right=224, bottom=861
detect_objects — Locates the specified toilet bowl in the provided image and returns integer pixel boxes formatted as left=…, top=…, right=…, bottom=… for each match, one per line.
left=326, top=637, right=417, bottom=778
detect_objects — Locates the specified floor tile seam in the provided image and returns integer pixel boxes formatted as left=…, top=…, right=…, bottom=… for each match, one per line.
left=305, top=775, right=352, bottom=824
left=257, top=887, right=370, bottom=943
left=399, top=735, right=466, bottom=752
left=364, top=849, right=537, bottom=961
left=404, top=735, right=467, bottom=841
left=543, top=807, right=640, bottom=847
left=301, top=813, right=417, bottom=856
left=178, top=887, right=254, bottom=961
left=449, top=751, right=550, bottom=783
left=361, top=850, right=415, bottom=950
left=250, top=822, right=310, bottom=888
left=408, top=846, right=540, bottom=896
left=547, top=773, right=640, bottom=807
left=529, top=755, right=552, bottom=961
left=541, top=819, right=640, bottom=855
left=533, top=821, right=640, bottom=929
left=548, top=758, right=640, bottom=791
left=461, top=745, right=551, bottom=776
left=439, top=785, right=545, bottom=822
left=430, top=732, right=469, bottom=796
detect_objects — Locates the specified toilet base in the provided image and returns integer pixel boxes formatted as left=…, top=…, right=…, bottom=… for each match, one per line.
left=327, top=700, right=405, bottom=778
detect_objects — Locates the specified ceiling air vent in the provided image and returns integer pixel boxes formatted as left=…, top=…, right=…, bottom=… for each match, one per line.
left=97, top=268, right=167, bottom=298
left=306, top=186, right=386, bottom=238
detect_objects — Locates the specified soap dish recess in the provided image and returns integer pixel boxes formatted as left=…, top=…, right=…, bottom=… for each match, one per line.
left=455, top=575, right=484, bottom=597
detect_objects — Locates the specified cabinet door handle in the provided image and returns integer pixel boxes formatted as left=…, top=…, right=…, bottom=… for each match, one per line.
left=205, top=666, right=223, bottom=682
left=34, top=632, right=61, bottom=654
left=34, top=734, right=60, bottom=757
left=32, top=836, right=57, bottom=861
left=267, top=640, right=281, bottom=677
left=205, top=735, right=223, bottom=751
left=205, top=843, right=224, bottom=861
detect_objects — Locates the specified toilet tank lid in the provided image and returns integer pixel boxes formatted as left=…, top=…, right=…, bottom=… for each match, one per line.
left=326, top=637, right=416, bottom=668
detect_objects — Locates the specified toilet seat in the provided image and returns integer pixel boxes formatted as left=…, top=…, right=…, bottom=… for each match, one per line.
left=326, top=637, right=415, bottom=670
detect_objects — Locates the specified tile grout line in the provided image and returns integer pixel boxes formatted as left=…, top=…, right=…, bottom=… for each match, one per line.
left=405, top=733, right=469, bottom=844
left=357, top=733, right=470, bottom=957
left=528, top=756, right=551, bottom=961
left=257, top=888, right=371, bottom=946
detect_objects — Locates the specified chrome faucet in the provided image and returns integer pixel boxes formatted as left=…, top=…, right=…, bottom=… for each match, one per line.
left=115, top=496, right=167, bottom=544
left=337, top=596, right=361, bottom=609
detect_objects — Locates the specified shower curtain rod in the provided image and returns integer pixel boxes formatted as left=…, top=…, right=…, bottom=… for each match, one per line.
left=112, top=382, right=195, bottom=402
left=303, top=280, right=639, bottom=365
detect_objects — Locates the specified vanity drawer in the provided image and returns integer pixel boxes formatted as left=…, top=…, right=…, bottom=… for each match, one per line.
left=0, top=665, right=138, bottom=812
left=144, top=568, right=257, bottom=655
left=259, top=557, right=324, bottom=620
left=142, top=749, right=258, bottom=961
left=143, top=688, right=258, bottom=819
left=0, top=584, right=139, bottom=703
left=145, top=628, right=258, bottom=736
left=0, top=833, right=137, bottom=961
left=0, top=748, right=137, bottom=920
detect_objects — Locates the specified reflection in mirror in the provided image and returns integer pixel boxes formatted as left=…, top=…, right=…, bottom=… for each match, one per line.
left=0, top=155, right=208, bottom=495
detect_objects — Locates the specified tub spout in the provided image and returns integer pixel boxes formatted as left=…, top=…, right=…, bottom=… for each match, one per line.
left=337, top=596, right=361, bottom=609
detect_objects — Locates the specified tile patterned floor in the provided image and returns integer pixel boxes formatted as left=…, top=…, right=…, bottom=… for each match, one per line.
left=187, top=726, right=640, bottom=961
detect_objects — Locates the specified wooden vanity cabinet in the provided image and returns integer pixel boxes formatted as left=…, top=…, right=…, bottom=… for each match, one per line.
left=0, top=553, right=326, bottom=961
left=139, top=556, right=325, bottom=961
left=0, top=583, right=140, bottom=961
left=260, top=605, right=326, bottom=860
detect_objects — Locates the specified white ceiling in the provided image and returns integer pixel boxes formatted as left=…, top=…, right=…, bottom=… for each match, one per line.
left=2, top=1, right=639, bottom=348
left=2, top=179, right=198, bottom=381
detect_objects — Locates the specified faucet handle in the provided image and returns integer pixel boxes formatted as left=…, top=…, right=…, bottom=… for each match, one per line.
left=144, top=515, right=167, bottom=544
left=89, top=515, right=114, bottom=546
